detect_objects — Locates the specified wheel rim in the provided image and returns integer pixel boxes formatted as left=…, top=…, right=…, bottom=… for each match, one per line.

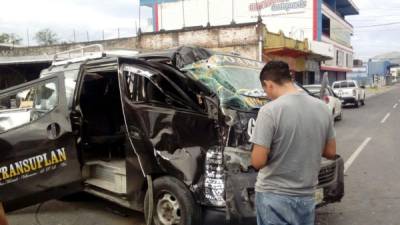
left=155, top=192, right=181, bottom=225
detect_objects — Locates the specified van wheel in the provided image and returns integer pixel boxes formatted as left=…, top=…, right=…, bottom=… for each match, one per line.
left=144, top=176, right=201, bottom=225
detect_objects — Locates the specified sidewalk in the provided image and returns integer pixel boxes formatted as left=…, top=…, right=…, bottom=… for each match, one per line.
left=365, top=84, right=398, bottom=99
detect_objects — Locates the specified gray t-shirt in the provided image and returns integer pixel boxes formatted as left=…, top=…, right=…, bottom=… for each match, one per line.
left=250, top=92, right=335, bottom=196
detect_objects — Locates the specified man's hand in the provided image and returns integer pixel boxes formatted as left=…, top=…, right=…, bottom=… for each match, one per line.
left=0, top=203, right=8, bottom=225
left=251, top=144, right=271, bottom=170
left=323, top=139, right=336, bottom=160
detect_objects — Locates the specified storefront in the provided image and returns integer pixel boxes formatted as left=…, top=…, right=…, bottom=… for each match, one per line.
left=263, top=30, right=330, bottom=85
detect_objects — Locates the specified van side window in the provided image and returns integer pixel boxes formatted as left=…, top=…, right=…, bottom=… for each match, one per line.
left=124, top=71, right=189, bottom=109
left=0, top=81, right=58, bottom=133
left=125, top=70, right=141, bottom=101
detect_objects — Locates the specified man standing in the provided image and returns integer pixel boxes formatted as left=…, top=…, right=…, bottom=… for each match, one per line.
left=0, top=203, right=8, bottom=225
left=250, top=61, right=336, bottom=225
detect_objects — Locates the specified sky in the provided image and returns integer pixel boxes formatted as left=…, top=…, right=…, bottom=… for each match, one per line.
left=347, top=0, right=400, bottom=60
left=0, top=0, right=153, bottom=44
left=1, top=0, right=400, bottom=60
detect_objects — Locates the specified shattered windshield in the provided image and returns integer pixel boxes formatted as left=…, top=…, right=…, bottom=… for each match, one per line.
left=183, top=54, right=268, bottom=111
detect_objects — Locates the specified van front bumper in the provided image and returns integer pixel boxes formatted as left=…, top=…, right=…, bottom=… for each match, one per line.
left=202, top=156, right=344, bottom=225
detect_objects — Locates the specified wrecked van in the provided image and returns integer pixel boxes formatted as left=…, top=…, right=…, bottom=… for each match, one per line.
left=0, top=45, right=344, bottom=225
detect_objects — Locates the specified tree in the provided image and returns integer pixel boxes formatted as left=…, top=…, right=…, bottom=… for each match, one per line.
left=0, top=33, right=22, bottom=45
left=35, top=29, right=59, bottom=46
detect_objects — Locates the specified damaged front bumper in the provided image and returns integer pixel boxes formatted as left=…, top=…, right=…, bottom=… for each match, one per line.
left=202, top=155, right=345, bottom=225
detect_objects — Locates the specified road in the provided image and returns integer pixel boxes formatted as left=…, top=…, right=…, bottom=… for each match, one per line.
left=7, top=84, right=400, bottom=225
left=316, top=83, right=400, bottom=225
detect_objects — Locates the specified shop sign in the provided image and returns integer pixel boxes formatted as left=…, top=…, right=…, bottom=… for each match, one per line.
left=249, top=0, right=308, bottom=15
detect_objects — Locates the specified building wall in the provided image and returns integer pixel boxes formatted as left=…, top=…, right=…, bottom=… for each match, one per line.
left=155, top=0, right=315, bottom=41
left=368, top=61, right=391, bottom=76
left=152, top=0, right=357, bottom=83
left=320, top=4, right=354, bottom=73
left=138, top=23, right=263, bottom=60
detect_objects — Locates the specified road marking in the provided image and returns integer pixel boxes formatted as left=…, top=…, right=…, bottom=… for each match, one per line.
left=344, top=137, right=372, bottom=173
left=394, top=103, right=398, bottom=109
left=381, top=113, right=391, bottom=124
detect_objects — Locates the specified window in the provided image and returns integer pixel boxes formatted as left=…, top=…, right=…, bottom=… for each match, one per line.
left=336, top=50, right=339, bottom=66
left=336, top=50, right=345, bottom=67
left=41, top=69, right=79, bottom=109
left=333, top=81, right=356, bottom=88
left=0, top=81, right=58, bottom=132
left=124, top=70, right=189, bottom=109
left=322, top=15, right=331, bottom=37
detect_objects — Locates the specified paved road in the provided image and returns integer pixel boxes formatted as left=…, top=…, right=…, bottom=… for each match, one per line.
left=316, top=83, right=400, bottom=225
left=8, top=84, right=400, bottom=225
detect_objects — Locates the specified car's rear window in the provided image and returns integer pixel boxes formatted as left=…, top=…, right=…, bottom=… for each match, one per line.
left=334, top=81, right=356, bottom=88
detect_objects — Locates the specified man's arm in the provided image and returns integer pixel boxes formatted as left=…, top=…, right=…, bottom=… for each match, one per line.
left=323, top=138, right=336, bottom=160
left=0, top=203, right=8, bottom=225
left=251, top=144, right=271, bottom=170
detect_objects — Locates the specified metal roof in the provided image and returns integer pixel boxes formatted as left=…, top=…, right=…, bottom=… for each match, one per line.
left=336, top=0, right=359, bottom=16
left=0, top=55, right=52, bottom=66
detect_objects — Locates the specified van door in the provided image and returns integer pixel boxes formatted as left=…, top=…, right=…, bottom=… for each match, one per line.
left=117, top=60, right=218, bottom=181
left=0, top=74, right=82, bottom=210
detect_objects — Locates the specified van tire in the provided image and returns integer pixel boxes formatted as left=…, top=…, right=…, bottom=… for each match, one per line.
left=144, top=176, right=201, bottom=225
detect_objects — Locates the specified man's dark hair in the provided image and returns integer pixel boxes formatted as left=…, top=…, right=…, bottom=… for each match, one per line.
left=260, top=61, right=292, bottom=85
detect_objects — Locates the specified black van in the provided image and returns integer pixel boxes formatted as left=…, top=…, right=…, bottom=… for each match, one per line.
left=0, top=45, right=344, bottom=225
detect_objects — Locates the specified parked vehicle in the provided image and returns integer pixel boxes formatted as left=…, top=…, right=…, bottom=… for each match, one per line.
left=304, top=85, right=343, bottom=121
left=0, top=46, right=344, bottom=225
left=332, top=80, right=366, bottom=107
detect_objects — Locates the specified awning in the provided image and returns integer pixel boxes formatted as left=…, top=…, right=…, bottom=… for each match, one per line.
left=263, top=47, right=309, bottom=58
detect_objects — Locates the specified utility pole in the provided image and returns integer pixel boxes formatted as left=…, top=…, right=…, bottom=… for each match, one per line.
left=102, top=30, right=105, bottom=40
left=207, top=0, right=210, bottom=27
left=182, top=0, right=185, bottom=28
left=160, top=0, right=164, bottom=30
left=231, top=0, right=236, bottom=24
left=86, top=31, right=89, bottom=42
left=73, top=29, right=76, bottom=42
left=138, top=4, right=142, bottom=34
left=118, top=28, right=120, bottom=39
left=26, top=29, right=30, bottom=47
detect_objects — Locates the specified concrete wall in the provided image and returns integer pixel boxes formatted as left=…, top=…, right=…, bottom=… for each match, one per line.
left=0, top=22, right=264, bottom=61
left=1, top=37, right=138, bottom=57
left=138, top=23, right=263, bottom=60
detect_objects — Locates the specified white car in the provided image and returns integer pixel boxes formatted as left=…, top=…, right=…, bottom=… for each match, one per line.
left=332, top=80, right=366, bottom=108
left=304, top=85, right=343, bottom=121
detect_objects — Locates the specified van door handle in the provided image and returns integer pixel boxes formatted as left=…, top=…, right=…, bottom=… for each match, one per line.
left=47, top=123, right=61, bottom=140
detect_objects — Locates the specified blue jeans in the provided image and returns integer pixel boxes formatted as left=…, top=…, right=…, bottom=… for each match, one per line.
left=255, top=192, right=316, bottom=225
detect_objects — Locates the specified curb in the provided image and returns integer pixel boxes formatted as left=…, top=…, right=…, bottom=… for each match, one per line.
left=365, top=84, right=398, bottom=100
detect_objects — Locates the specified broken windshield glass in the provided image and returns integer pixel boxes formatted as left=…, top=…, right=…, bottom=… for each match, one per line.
left=183, top=55, right=268, bottom=111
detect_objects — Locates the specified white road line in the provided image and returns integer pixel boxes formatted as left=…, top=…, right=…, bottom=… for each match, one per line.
left=381, top=113, right=391, bottom=124
left=344, top=137, right=372, bottom=173
left=394, top=103, right=399, bottom=109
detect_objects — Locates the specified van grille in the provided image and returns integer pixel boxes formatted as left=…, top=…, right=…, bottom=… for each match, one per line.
left=318, top=164, right=336, bottom=185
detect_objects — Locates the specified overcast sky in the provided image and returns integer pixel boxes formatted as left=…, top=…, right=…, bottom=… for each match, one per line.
left=1, top=0, right=400, bottom=60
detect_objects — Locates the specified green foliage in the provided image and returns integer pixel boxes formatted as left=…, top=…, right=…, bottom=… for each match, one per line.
left=35, top=29, right=59, bottom=46
left=0, top=33, right=22, bottom=45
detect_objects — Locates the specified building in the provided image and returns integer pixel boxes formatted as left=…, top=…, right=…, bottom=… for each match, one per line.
left=347, top=60, right=370, bottom=86
left=140, top=0, right=358, bottom=84
left=367, top=60, right=392, bottom=86
left=319, top=0, right=359, bottom=84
